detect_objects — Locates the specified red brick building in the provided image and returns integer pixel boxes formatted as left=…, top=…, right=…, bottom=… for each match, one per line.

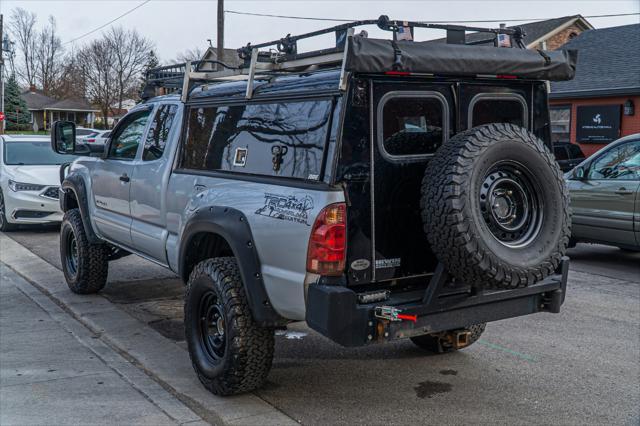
left=550, top=24, right=640, bottom=157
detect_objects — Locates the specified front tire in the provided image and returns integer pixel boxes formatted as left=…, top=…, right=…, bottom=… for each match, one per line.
left=60, top=209, right=109, bottom=294
left=0, top=190, right=17, bottom=232
left=184, top=257, right=274, bottom=396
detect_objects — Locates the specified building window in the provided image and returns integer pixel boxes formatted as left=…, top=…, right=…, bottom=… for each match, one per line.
left=550, top=105, right=571, bottom=143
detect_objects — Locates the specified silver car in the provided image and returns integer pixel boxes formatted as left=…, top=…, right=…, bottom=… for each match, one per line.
left=566, top=133, right=640, bottom=250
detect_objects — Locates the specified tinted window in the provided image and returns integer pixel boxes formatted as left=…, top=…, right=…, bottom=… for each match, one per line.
left=567, top=143, right=584, bottom=159
left=588, top=141, right=640, bottom=180
left=553, top=145, right=568, bottom=161
left=182, top=100, right=332, bottom=179
left=143, top=104, right=178, bottom=161
left=4, top=142, right=77, bottom=165
left=550, top=105, right=571, bottom=143
left=76, top=129, right=94, bottom=136
left=108, top=110, right=151, bottom=160
left=382, top=96, right=444, bottom=157
left=472, top=98, right=525, bottom=127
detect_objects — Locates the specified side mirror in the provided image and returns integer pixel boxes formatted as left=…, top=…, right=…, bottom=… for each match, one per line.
left=573, top=166, right=587, bottom=180
left=51, top=121, right=76, bottom=154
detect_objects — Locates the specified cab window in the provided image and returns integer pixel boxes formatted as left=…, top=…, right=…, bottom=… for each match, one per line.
left=143, top=104, right=178, bottom=161
left=108, top=109, right=151, bottom=160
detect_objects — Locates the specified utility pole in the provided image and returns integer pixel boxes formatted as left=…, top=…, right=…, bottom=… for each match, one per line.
left=216, top=0, right=224, bottom=71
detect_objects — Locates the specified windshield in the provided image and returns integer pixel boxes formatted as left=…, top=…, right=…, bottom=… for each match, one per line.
left=4, top=141, right=78, bottom=165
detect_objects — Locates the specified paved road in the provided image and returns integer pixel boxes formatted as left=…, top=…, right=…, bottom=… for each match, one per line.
left=4, top=226, right=640, bottom=424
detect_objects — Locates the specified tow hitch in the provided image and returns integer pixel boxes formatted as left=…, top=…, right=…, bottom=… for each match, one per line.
left=439, top=329, right=472, bottom=349
left=374, top=306, right=417, bottom=323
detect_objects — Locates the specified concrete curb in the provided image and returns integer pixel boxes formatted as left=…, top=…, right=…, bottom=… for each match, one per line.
left=0, top=233, right=297, bottom=426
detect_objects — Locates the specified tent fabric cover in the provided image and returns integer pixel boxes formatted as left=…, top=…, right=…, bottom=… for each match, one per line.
left=345, top=37, right=578, bottom=81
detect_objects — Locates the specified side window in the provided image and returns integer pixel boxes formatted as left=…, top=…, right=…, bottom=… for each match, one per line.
left=143, top=104, right=178, bottom=161
left=182, top=100, right=332, bottom=180
left=381, top=95, right=445, bottom=158
left=553, top=145, right=568, bottom=161
left=588, top=141, right=640, bottom=180
left=108, top=110, right=151, bottom=160
left=471, top=95, right=527, bottom=128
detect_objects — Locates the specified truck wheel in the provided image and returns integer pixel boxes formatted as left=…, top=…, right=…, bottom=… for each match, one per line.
left=60, top=209, right=109, bottom=294
left=184, top=257, right=274, bottom=396
left=0, top=190, right=17, bottom=232
left=422, top=123, right=570, bottom=289
left=411, top=324, right=486, bottom=353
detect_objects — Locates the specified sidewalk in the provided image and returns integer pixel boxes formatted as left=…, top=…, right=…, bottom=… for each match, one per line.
left=0, top=263, right=206, bottom=426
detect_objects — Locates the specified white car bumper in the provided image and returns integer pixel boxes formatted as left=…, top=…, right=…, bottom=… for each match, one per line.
left=3, top=186, right=63, bottom=224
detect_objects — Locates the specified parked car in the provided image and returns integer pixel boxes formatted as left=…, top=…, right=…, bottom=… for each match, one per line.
left=50, top=17, right=574, bottom=396
left=553, top=142, right=585, bottom=172
left=75, top=127, right=100, bottom=143
left=0, top=135, right=77, bottom=231
left=81, top=130, right=111, bottom=145
left=566, top=133, right=640, bottom=250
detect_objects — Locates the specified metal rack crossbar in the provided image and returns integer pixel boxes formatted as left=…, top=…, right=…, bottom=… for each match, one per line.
left=143, top=15, right=528, bottom=101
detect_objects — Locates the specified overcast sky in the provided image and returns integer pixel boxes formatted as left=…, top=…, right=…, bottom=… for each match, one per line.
left=1, top=0, right=639, bottom=63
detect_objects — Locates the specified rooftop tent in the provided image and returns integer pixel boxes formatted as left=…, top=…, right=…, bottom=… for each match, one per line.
left=344, top=37, right=578, bottom=81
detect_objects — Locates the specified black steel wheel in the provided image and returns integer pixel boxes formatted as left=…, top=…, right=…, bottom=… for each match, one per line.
left=0, top=190, right=17, bottom=232
left=184, top=257, right=274, bottom=396
left=60, top=209, right=109, bottom=294
left=478, top=161, right=543, bottom=248
left=422, top=123, right=570, bottom=289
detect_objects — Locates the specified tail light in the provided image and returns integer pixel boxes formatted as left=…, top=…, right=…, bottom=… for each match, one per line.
left=86, top=138, right=96, bottom=143
left=307, top=203, right=346, bottom=276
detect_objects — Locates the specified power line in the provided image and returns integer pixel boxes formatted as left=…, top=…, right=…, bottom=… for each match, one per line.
left=225, top=10, right=640, bottom=24
left=63, top=0, right=151, bottom=45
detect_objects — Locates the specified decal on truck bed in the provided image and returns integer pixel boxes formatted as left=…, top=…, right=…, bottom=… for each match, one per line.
left=255, top=193, right=314, bottom=225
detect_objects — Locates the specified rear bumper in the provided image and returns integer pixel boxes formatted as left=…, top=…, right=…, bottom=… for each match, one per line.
left=306, top=257, right=569, bottom=347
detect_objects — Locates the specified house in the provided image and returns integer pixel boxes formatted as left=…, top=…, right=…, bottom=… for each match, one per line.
left=197, top=46, right=243, bottom=71
left=550, top=24, right=640, bottom=156
left=430, top=15, right=593, bottom=50
left=21, top=87, right=99, bottom=131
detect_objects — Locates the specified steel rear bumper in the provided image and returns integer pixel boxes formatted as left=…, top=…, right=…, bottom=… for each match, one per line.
left=306, top=257, right=569, bottom=347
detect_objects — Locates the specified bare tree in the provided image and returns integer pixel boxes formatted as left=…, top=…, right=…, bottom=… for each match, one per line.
left=8, top=7, right=37, bottom=87
left=76, top=39, right=118, bottom=126
left=105, top=26, right=153, bottom=112
left=174, top=47, right=204, bottom=63
left=35, top=16, right=64, bottom=96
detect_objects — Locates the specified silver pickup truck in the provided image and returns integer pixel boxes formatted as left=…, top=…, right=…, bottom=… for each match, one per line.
left=50, top=17, right=573, bottom=395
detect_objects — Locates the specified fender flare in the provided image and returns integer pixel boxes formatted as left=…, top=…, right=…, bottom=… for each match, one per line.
left=61, top=174, right=102, bottom=244
left=178, top=206, right=285, bottom=327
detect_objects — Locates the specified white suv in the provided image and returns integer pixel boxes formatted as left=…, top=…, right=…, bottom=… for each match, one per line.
left=0, top=135, right=77, bottom=231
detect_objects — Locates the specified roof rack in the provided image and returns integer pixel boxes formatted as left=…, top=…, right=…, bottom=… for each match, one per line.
left=143, top=15, right=527, bottom=101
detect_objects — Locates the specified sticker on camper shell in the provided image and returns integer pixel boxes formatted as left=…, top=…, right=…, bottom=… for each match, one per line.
left=350, top=259, right=371, bottom=271
left=375, top=258, right=401, bottom=269
left=255, top=193, right=314, bottom=225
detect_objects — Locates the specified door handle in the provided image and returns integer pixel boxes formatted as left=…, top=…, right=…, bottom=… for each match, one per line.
left=119, top=173, right=130, bottom=183
left=615, top=188, right=634, bottom=195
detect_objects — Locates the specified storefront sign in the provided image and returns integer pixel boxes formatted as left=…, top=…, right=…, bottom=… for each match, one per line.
left=576, top=105, right=621, bottom=143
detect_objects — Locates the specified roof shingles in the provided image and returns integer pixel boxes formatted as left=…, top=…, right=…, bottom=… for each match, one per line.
left=551, top=24, right=640, bottom=97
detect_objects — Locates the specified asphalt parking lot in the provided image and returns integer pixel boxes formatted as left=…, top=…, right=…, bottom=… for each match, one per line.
left=3, top=225, right=640, bottom=424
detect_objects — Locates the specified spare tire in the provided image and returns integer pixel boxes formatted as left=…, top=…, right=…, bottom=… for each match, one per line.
left=421, top=123, right=570, bottom=289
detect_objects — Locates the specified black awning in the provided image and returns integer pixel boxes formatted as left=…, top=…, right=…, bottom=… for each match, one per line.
left=345, top=37, right=577, bottom=81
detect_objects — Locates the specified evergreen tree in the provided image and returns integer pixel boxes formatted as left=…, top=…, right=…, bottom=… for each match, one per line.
left=139, top=49, right=160, bottom=100
left=3, top=75, right=32, bottom=131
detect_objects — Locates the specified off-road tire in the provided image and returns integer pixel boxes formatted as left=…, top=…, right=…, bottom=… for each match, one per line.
left=421, top=123, right=570, bottom=289
left=60, top=209, right=109, bottom=294
left=411, top=324, right=486, bottom=353
left=184, top=257, right=274, bottom=396
left=0, top=190, right=17, bottom=232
